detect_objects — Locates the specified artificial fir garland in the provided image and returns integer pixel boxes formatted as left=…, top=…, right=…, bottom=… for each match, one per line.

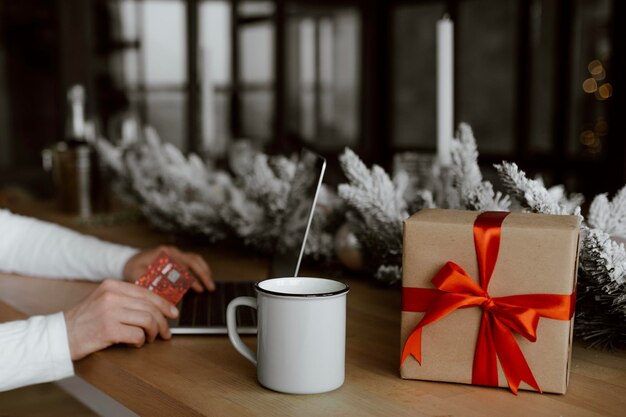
left=96, top=123, right=626, bottom=349
left=496, top=162, right=626, bottom=348
left=97, top=127, right=338, bottom=257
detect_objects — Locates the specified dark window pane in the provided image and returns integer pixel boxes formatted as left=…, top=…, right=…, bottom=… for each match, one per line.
left=567, top=0, right=613, bottom=158
left=108, top=48, right=140, bottom=90
left=392, top=3, right=445, bottom=149
left=143, top=1, right=187, bottom=86
left=239, top=21, right=275, bottom=144
left=333, top=11, right=360, bottom=147
left=286, top=9, right=360, bottom=150
left=241, top=90, right=274, bottom=143
left=300, top=89, right=315, bottom=141
left=117, top=0, right=140, bottom=40
left=528, top=0, right=558, bottom=153
left=108, top=0, right=141, bottom=89
left=240, top=23, right=274, bottom=85
left=200, top=2, right=231, bottom=86
left=238, top=1, right=275, bottom=17
left=457, top=0, right=518, bottom=155
left=199, top=1, right=232, bottom=156
left=296, top=17, right=315, bottom=141
left=146, top=91, right=186, bottom=149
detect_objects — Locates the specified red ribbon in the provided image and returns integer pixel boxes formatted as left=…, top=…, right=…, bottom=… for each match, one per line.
left=400, top=212, right=575, bottom=394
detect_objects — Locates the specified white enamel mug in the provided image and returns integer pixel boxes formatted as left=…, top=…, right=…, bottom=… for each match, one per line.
left=226, top=277, right=349, bottom=394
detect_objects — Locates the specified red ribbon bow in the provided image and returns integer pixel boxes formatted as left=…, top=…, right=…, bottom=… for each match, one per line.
left=400, top=212, right=575, bottom=394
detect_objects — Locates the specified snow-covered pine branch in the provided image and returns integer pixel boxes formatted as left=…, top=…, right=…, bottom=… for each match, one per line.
left=588, top=185, right=626, bottom=237
left=449, top=123, right=510, bottom=211
left=494, top=161, right=582, bottom=220
left=576, top=227, right=626, bottom=348
left=219, top=151, right=296, bottom=251
left=338, top=148, right=407, bottom=282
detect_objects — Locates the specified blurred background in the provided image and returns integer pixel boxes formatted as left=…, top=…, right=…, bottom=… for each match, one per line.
left=0, top=0, right=624, bottom=199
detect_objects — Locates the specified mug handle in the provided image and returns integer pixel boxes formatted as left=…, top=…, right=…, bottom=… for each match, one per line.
left=226, top=296, right=258, bottom=366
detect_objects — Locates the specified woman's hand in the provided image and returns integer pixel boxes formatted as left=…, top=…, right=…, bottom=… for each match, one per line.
left=64, top=279, right=179, bottom=361
left=122, top=245, right=215, bottom=292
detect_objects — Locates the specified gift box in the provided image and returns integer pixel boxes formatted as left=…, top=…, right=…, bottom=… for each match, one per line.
left=400, top=209, right=579, bottom=394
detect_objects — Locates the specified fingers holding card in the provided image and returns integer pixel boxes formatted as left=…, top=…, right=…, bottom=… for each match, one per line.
left=135, top=252, right=195, bottom=305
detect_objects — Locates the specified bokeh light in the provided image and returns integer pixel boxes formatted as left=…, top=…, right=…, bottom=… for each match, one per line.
left=594, top=119, right=608, bottom=136
left=592, top=68, right=606, bottom=81
left=588, top=59, right=603, bottom=75
left=582, top=78, right=598, bottom=93
left=598, top=83, right=613, bottom=99
left=580, top=130, right=596, bottom=146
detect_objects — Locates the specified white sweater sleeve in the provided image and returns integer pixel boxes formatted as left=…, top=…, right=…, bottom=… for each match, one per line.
left=0, top=209, right=139, bottom=280
left=0, top=210, right=140, bottom=391
left=0, top=312, right=74, bottom=391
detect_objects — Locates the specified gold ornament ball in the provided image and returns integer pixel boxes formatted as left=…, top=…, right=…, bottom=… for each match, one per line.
left=334, top=223, right=365, bottom=272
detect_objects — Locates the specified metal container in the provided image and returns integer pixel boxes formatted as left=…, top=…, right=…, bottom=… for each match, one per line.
left=42, top=142, right=102, bottom=217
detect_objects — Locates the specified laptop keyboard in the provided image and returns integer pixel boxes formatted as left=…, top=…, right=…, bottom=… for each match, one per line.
left=177, top=281, right=257, bottom=328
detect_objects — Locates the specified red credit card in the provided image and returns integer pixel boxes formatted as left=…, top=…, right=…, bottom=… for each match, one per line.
left=135, top=252, right=194, bottom=305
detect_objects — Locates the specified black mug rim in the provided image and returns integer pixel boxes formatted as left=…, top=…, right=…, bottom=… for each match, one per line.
left=254, top=277, right=349, bottom=298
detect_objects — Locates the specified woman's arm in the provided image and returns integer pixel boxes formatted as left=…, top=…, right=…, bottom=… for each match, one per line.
left=0, top=210, right=214, bottom=392
left=0, top=209, right=138, bottom=280
left=0, top=280, right=181, bottom=392
left=0, top=313, right=73, bottom=391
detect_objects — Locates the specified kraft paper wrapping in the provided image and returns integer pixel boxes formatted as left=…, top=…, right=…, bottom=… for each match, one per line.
left=400, top=209, right=579, bottom=394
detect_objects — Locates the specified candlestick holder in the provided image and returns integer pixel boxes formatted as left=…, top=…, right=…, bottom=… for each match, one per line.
left=392, top=152, right=438, bottom=201
left=432, top=162, right=455, bottom=208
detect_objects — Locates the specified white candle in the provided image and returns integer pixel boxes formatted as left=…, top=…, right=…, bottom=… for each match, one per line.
left=437, top=15, right=454, bottom=167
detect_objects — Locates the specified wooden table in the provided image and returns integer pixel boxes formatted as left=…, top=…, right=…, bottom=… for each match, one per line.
left=1, top=200, right=626, bottom=416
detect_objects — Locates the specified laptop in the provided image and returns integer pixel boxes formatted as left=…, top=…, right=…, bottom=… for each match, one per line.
left=169, top=149, right=326, bottom=334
